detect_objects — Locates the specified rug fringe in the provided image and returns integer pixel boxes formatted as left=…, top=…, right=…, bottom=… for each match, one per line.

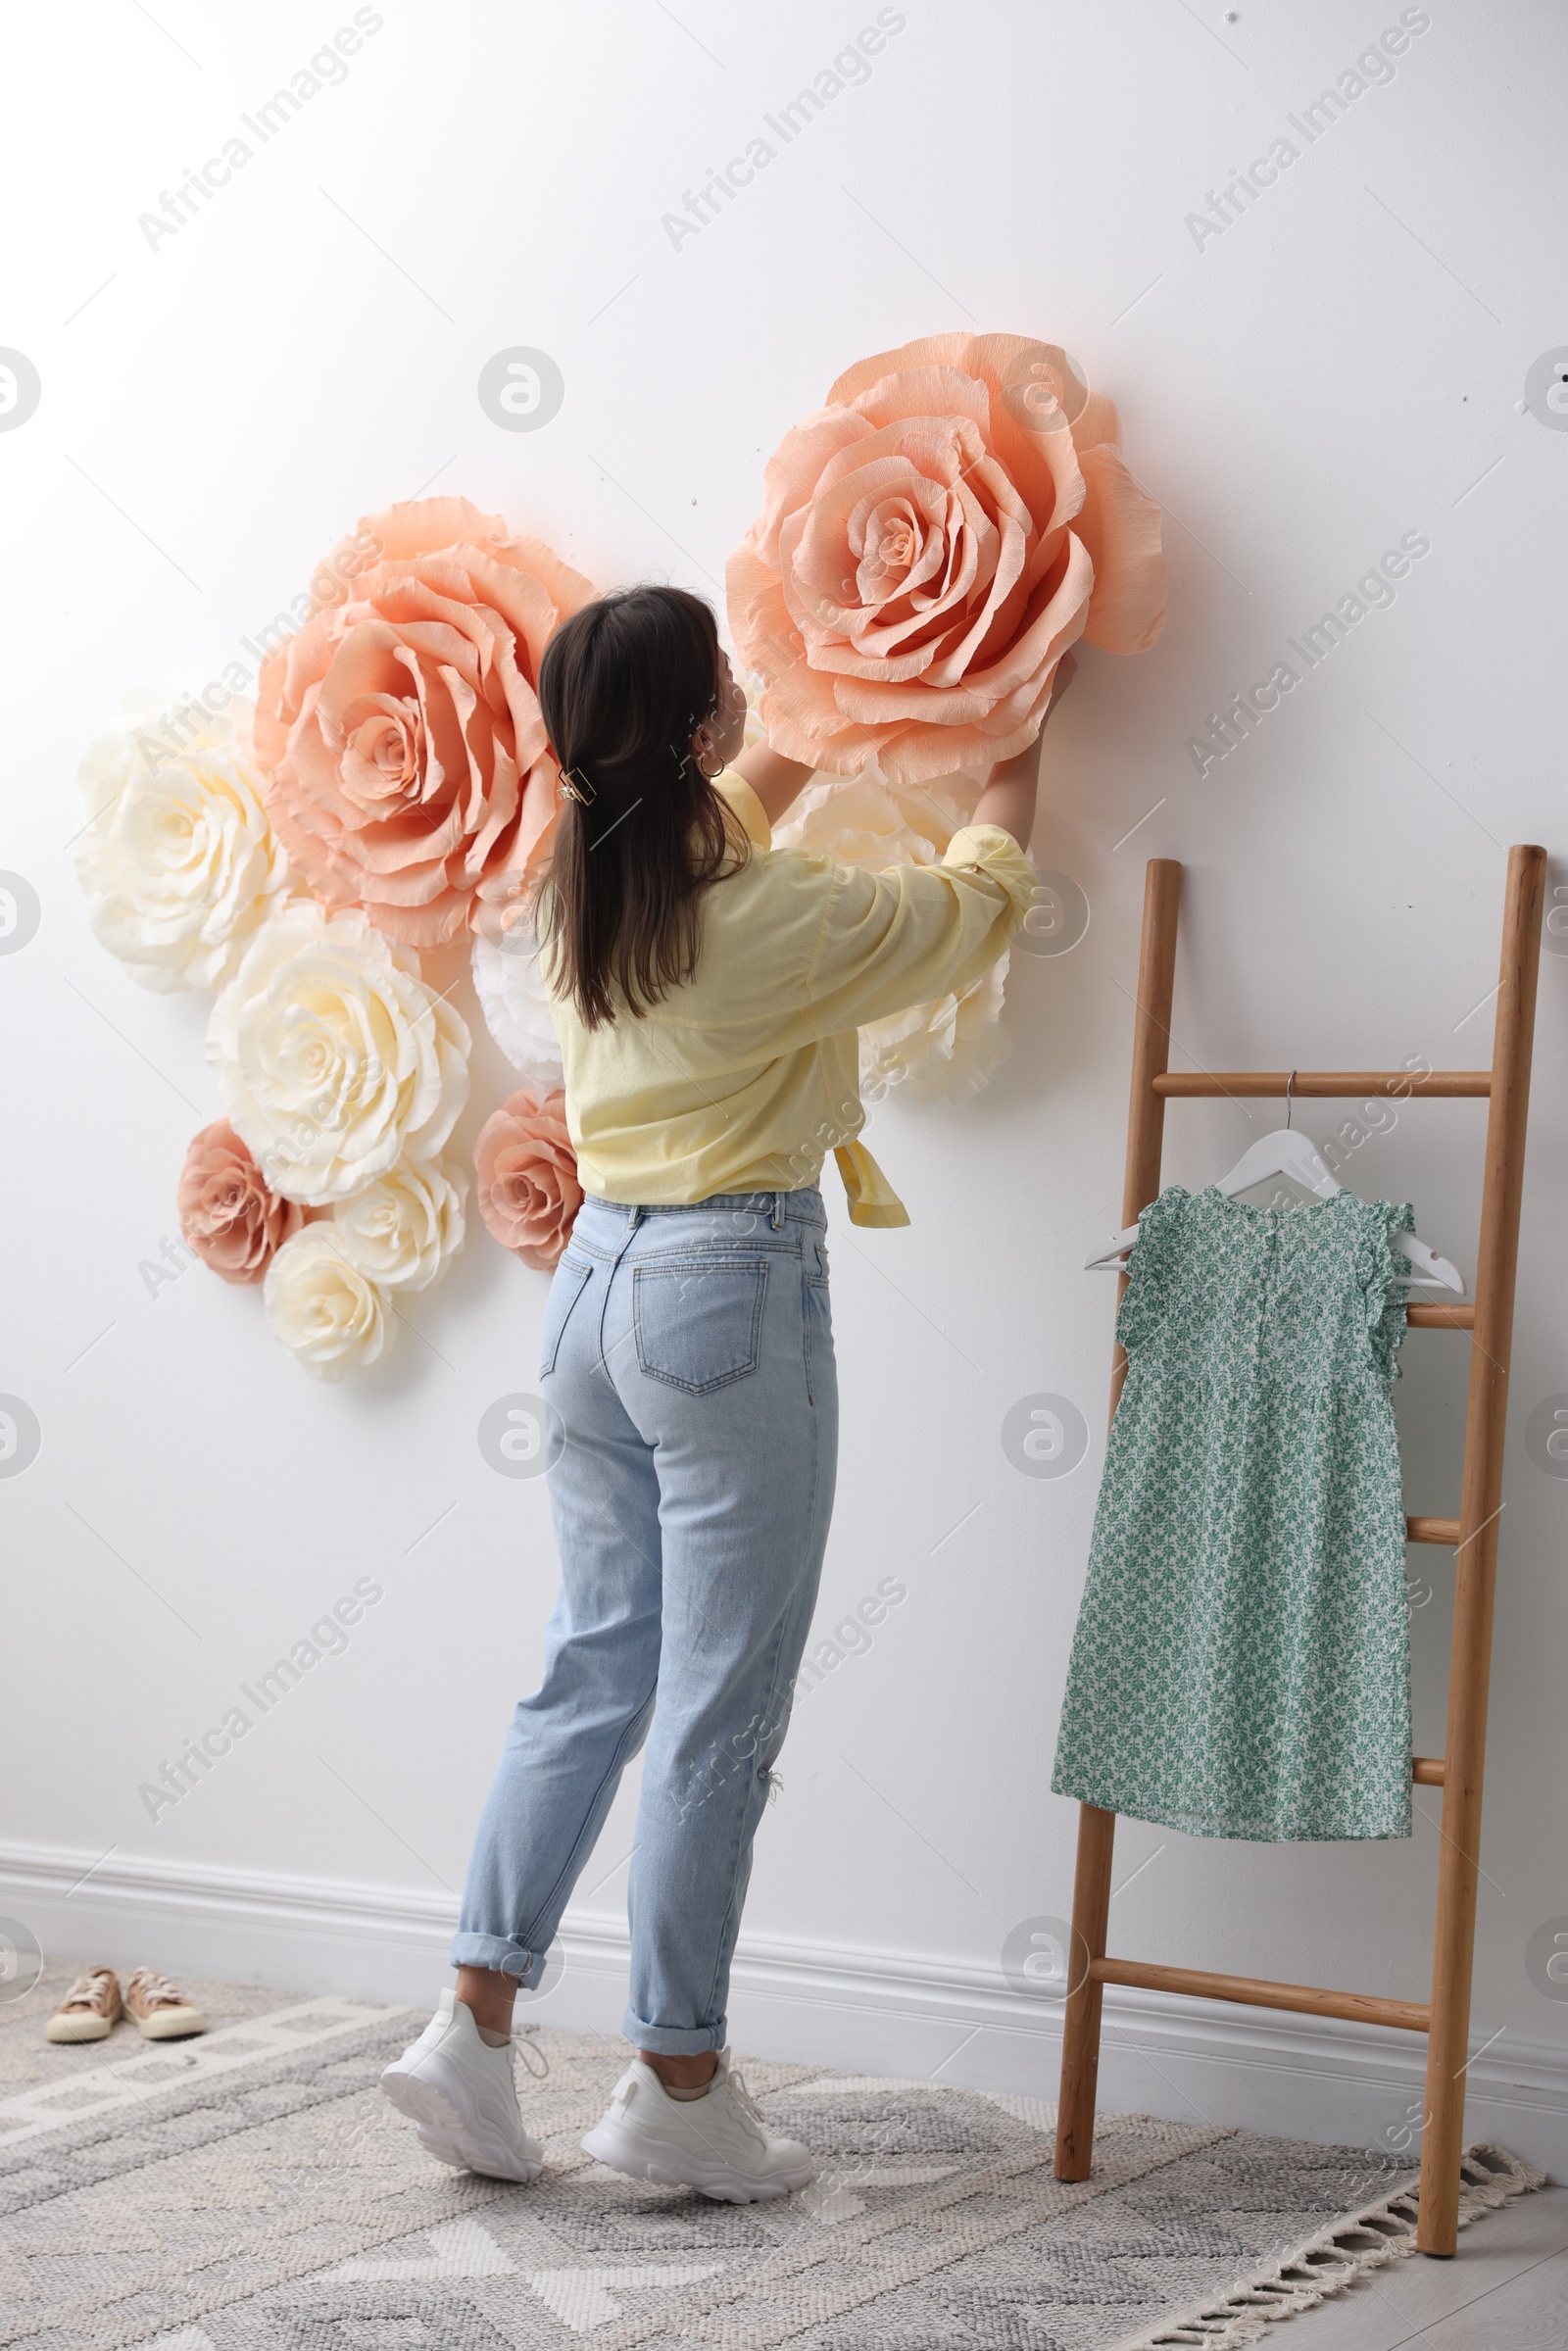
left=1107, top=2142, right=1546, bottom=2350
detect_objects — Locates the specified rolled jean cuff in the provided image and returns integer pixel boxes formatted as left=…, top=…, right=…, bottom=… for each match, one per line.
left=451, top=1932, right=544, bottom=1984
left=622, top=2003, right=725, bottom=2055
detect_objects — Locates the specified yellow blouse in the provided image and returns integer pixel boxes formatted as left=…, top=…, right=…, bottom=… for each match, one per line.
left=548, top=770, right=1036, bottom=1226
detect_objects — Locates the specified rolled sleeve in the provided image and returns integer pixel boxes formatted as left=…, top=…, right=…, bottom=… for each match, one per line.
left=941, top=822, right=1039, bottom=919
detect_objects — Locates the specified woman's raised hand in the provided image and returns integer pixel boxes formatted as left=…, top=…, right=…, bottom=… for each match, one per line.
left=971, top=654, right=1077, bottom=850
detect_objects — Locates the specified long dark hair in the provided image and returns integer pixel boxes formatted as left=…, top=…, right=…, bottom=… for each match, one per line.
left=534, top=585, right=743, bottom=1029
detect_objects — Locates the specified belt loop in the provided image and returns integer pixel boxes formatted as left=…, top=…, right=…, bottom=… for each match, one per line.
left=769, top=1190, right=786, bottom=1231
left=629, top=1205, right=644, bottom=1232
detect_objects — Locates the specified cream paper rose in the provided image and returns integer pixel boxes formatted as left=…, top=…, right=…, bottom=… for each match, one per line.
left=331, top=1153, right=467, bottom=1290
left=773, top=763, right=1011, bottom=1101
left=728, top=332, right=1165, bottom=784
left=264, top=1225, right=394, bottom=1380
left=470, top=912, right=564, bottom=1090
left=74, top=705, right=293, bottom=992
left=207, top=901, right=469, bottom=1205
left=857, top=955, right=1009, bottom=1102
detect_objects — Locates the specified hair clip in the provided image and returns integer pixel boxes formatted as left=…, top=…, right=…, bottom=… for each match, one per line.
left=558, top=764, right=597, bottom=807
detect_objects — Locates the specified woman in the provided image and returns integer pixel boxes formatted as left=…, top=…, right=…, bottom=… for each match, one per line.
left=382, top=584, right=1064, bottom=2200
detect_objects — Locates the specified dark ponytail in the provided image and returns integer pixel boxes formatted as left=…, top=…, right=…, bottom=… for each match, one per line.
left=535, top=585, right=743, bottom=1029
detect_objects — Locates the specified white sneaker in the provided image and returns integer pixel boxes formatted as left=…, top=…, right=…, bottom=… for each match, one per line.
left=380, top=1989, right=544, bottom=2183
left=581, top=2049, right=813, bottom=2202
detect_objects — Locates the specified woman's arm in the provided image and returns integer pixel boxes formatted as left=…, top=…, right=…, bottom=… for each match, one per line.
left=733, top=741, right=817, bottom=827
left=970, top=655, right=1076, bottom=850
left=764, top=653, right=1079, bottom=1041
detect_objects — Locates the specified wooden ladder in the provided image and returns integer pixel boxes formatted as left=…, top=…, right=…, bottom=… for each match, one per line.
left=1054, top=846, right=1547, bottom=2259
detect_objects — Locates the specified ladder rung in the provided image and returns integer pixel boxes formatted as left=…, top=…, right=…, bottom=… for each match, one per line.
left=1152, top=1071, right=1491, bottom=1099
left=1406, top=1302, right=1475, bottom=1328
left=1413, top=1756, right=1446, bottom=1786
left=1407, top=1515, right=1461, bottom=1544
left=1091, top=1956, right=1431, bottom=2033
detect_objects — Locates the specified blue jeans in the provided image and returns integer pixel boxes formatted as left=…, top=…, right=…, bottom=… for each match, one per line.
left=453, top=1188, right=838, bottom=2054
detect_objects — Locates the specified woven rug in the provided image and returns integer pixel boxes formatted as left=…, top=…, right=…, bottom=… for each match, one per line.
left=0, top=1967, right=1542, bottom=2350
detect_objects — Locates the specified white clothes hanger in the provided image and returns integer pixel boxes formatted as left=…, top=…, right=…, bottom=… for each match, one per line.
left=1084, top=1072, right=1466, bottom=1294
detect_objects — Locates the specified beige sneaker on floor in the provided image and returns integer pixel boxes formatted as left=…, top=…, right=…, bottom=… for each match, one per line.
left=46, top=1968, right=122, bottom=2042
left=124, top=1967, right=206, bottom=2039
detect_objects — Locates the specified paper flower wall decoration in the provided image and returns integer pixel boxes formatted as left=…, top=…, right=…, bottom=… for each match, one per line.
left=331, top=1154, right=467, bottom=1292
left=470, top=915, right=564, bottom=1091
left=255, top=497, right=596, bottom=949
left=176, top=1119, right=304, bottom=1284
left=264, top=1225, right=396, bottom=1381
left=74, top=340, right=1159, bottom=1378
left=473, top=1087, right=583, bottom=1271
left=728, top=332, right=1165, bottom=783
left=73, top=493, right=591, bottom=1377
left=74, top=706, right=294, bottom=993
left=206, top=901, right=470, bottom=1205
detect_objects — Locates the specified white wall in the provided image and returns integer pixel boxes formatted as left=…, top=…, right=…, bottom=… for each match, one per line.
left=3, top=0, right=1565, bottom=2171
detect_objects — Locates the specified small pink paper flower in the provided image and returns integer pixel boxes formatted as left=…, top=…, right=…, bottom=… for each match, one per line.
left=177, top=1118, right=304, bottom=1285
left=474, top=1088, right=583, bottom=1270
left=255, top=498, right=596, bottom=949
left=727, top=332, right=1166, bottom=784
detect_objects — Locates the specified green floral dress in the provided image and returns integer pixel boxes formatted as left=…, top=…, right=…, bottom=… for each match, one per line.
left=1052, top=1185, right=1414, bottom=1840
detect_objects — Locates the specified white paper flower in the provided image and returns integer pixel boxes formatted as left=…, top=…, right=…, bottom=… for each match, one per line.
left=74, top=704, right=293, bottom=993
left=858, top=951, right=1012, bottom=1101
left=331, top=1153, right=467, bottom=1290
left=772, top=761, right=1012, bottom=1101
left=264, top=1225, right=394, bottom=1380
left=207, top=901, right=470, bottom=1205
left=470, top=915, right=564, bottom=1088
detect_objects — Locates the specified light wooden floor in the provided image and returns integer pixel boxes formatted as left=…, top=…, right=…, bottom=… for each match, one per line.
left=1291, top=2181, right=1566, bottom=2348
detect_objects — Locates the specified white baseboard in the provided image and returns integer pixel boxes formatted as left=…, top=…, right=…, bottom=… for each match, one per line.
left=3, top=1837, right=1561, bottom=2178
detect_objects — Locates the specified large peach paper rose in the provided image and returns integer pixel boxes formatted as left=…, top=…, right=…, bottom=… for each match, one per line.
left=728, top=333, right=1164, bottom=784
left=474, top=1088, right=582, bottom=1271
left=255, top=498, right=596, bottom=948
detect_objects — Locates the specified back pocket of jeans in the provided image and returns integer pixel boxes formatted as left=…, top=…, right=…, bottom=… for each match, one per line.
left=632, top=1255, right=769, bottom=1395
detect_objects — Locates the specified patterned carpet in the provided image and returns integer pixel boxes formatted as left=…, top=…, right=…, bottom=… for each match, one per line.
left=0, top=1965, right=1542, bottom=2350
